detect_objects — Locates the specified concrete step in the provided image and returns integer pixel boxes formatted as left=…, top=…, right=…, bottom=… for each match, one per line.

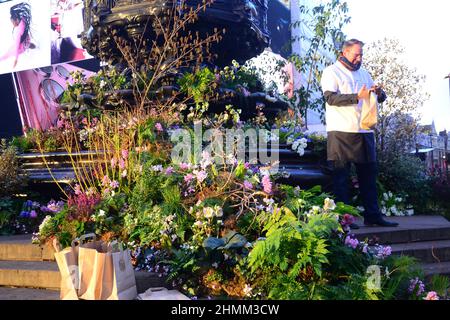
left=0, top=287, right=60, bottom=300
left=421, top=261, right=450, bottom=279
left=135, top=271, right=171, bottom=293
left=0, top=261, right=60, bottom=290
left=0, top=235, right=55, bottom=261
left=353, top=216, right=450, bottom=245
left=390, top=240, right=450, bottom=264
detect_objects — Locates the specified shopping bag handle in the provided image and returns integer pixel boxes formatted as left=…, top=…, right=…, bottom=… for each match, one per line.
left=78, top=233, right=97, bottom=243
left=109, top=240, right=125, bottom=253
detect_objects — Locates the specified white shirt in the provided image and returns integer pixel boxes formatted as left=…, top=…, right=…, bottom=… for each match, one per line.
left=321, top=61, right=374, bottom=133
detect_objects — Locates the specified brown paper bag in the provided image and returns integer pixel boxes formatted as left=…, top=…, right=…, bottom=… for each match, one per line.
left=77, top=233, right=109, bottom=300
left=360, top=92, right=378, bottom=130
left=101, top=242, right=137, bottom=300
left=53, top=238, right=80, bottom=300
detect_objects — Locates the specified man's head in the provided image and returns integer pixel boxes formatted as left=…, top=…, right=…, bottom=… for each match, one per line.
left=341, top=39, right=364, bottom=68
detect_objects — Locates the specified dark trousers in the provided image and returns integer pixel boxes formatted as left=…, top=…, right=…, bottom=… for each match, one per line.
left=330, top=161, right=381, bottom=221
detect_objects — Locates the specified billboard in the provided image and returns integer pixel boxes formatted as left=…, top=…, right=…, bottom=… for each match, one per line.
left=0, top=0, right=91, bottom=75
left=15, top=62, right=95, bottom=130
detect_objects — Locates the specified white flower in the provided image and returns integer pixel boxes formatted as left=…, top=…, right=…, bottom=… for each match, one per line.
left=194, top=221, right=203, bottom=228
left=203, top=207, right=215, bottom=219
left=215, top=207, right=223, bottom=217
left=212, top=262, right=219, bottom=269
left=98, top=210, right=106, bottom=217
left=243, top=284, right=253, bottom=297
left=323, top=198, right=336, bottom=211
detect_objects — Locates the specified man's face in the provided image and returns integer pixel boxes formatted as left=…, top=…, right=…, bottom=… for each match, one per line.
left=343, top=44, right=363, bottom=65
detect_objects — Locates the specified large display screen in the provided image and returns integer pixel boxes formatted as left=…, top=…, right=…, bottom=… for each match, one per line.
left=0, top=0, right=91, bottom=75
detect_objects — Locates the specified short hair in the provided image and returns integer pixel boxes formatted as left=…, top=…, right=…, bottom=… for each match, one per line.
left=342, top=39, right=364, bottom=51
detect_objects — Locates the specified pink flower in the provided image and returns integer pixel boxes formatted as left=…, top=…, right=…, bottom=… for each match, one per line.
left=121, top=149, right=129, bottom=159
left=261, top=175, right=272, bottom=194
left=74, top=184, right=82, bottom=196
left=111, top=158, right=117, bottom=168
left=119, top=159, right=126, bottom=170
left=341, top=214, right=356, bottom=227
left=180, top=163, right=191, bottom=170
left=184, top=174, right=194, bottom=183
left=196, top=170, right=208, bottom=183
left=102, top=175, right=111, bottom=187
left=155, top=123, right=163, bottom=132
left=424, top=291, right=439, bottom=300
left=243, top=180, right=253, bottom=190
left=110, top=180, right=119, bottom=189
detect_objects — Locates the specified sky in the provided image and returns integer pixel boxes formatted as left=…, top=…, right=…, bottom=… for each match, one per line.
left=342, top=0, right=450, bottom=132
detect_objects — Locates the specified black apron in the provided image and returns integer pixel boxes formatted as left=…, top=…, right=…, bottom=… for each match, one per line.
left=327, top=131, right=376, bottom=164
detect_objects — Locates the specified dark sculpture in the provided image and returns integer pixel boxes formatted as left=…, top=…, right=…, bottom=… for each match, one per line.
left=78, top=0, right=289, bottom=120
left=81, top=0, right=270, bottom=68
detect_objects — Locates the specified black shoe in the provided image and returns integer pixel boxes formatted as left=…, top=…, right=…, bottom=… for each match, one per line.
left=349, top=223, right=360, bottom=230
left=364, top=218, right=399, bottom=227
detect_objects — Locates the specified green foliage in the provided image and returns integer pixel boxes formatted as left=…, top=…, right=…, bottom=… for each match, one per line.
left=10, top=135, right=34, bottom=153
left=288, top=0, right=351, bottom=123
left=0, top=140, right=27, bottom=197
left=378, top=154, right=432, bottom=213
left=380, top=255, right=423, bottom=300
left=178, top=67, right=216, bottom=106
left=247, top=207, right=339, bottom=299
left=203, top=231, right=247, bottom=251
left=429, top=274, right=449, bottom=299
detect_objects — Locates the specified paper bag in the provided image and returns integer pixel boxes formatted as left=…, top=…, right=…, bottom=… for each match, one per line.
left=53, top=238, right=80, bottom=300
left=101, top=242, right=137, bottom=300
left=77, top=233, right=109, bottom=300
left=360, top=92, right=378, bottom=130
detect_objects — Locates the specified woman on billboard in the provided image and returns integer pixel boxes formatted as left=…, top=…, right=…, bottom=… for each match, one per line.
left=0, top=2, right=35, bottom=68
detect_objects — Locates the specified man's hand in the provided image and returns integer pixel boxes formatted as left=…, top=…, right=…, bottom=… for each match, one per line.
left=357, top=85, right=370, bottom=100
left=370, top=85, right=383, bottom=96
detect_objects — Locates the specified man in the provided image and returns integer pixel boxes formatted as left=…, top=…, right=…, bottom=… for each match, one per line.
left=321, top=39, right=398, bottom=228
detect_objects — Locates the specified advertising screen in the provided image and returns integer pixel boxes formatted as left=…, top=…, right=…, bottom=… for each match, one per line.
left=0, top=0, right=90, bottom=75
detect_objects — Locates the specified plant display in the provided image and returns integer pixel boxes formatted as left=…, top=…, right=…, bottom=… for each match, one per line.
left=5, top=0, right=439, bottom=301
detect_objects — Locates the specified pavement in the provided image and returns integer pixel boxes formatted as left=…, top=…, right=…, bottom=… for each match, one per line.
left=0, top=287, right=59, bottom=300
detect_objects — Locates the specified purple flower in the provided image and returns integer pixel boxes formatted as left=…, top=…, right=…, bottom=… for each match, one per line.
left=29, top=210, right=38, bottom=218
left=165, top=167, right=174, bottom=175
left=261, top=175, right=272, bottom=194
left=243, top=180, right=253, bottom=190
left=375, top=245, right=392, bottom=259
left=19, top=211, right=29, bottom=218
left=345, top=236, right=359, bottom=249
left=408, top=278, right=425, bottom=297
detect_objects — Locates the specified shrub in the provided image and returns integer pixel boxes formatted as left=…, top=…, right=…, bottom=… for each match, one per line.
left=0, top=140, right=27, bottom=197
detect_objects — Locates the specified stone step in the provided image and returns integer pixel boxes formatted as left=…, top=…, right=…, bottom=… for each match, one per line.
left=0, top=260, right=168, bottom=294
left=390, top=240, right=450, bottom=264
left=0, top=261, right=60, bottom=290
left=0, top=235, right=55, bottom=261
left=353, top=216, right=450, bottom=245
left=421, top=261, right=450, bottom=279
left=0, top=287, right=60, bottom=300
